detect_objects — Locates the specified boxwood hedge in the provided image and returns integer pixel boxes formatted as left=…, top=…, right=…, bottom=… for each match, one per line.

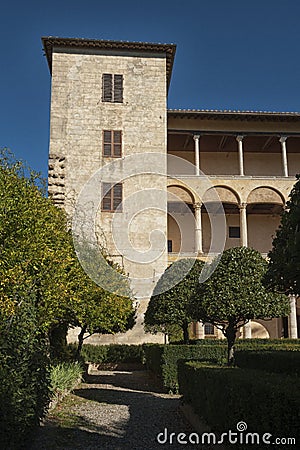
left=235, top=349, right=300, bottom=375
left=78, top=343, right=144, bottom=364
left=178, top=360, right=300, bottom=446
left=143, top=344, right=227, bottom=392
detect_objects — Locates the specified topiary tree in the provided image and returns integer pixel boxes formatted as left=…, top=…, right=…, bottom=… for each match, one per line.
left=189, top=247, right=289, bottom=364
left=264, top=175, right=300, bottom=295
left=144, top=259, right=205, bottom=343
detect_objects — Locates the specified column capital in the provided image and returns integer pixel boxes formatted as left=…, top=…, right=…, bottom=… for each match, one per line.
left=194, top=202, right=202, bottom=209
left=236, top=135, right=244, bottom=142
left=239, top=202, right=247, bottom=210
left=279, top=136, right=288, bottom=143
left=193, top=134, right=201, bottom=141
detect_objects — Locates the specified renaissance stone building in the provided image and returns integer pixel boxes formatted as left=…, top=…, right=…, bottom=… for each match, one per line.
left=42, top=36, right=299, bottom=343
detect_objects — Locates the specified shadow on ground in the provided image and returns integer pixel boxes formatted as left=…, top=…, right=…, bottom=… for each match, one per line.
left=29, top=369, right=199, bottom=450
left=84, top=368, right=166, bottom=393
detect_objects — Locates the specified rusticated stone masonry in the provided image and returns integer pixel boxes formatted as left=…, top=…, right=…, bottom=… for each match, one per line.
left=48, top=154, right=65, bottom=206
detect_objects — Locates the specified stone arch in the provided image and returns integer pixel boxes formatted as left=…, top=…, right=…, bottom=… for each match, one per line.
left=247, top=187, right=284, bottom=254
left=247, top=186, right=285, bottom=205
left=167, top=184, right=196, bottom=204
left=251, top=320, right=271, bottom=339
left=167, top=185, right=196, bottom=254
left=203, top=185, right=241, bottom=204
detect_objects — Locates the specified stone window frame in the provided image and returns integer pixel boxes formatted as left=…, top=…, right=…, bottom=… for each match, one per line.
left=101, top=182, right=123, bottom=212
left=103, top=130, right=122, bottom=158
left=102, top=73, right=123, bottom=103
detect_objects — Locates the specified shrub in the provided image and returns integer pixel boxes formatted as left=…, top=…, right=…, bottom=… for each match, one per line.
left=143, top=344, right=227, bottom=392
left=78, top=344, right=144, bottom=364
left=178, top=360, right=300, bottom=446
left=235, top=350, right=300, bottom=375
left=0, top=301, right=50, bottom=449
left=188, top=338, right=300, bottom=348
left=235, top=339, right=300, bottom=351
left=50, top=362, right=83, bottom=401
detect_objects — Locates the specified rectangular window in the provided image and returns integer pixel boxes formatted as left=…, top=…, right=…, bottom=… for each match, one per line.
left=103, top=130, right=122, bottom=157
left=204, top=323, right=215, bottom=336
left=102, top=183, right=123, bottom=212
left=167, top=240, right=173, bottom=253
left=102, top=74, right=123, bottom=103
left=229, top=226, right=240, bottom=238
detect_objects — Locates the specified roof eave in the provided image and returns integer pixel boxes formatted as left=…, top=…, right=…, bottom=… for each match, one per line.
left=41, top=36, right=176, bottom=89
left=167, top=109, right=300, bottom=122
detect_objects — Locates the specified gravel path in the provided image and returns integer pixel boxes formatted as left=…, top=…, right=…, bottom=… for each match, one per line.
left=30, top=366, right=201, bottom=450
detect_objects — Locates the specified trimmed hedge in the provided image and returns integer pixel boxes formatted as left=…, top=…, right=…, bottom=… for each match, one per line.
left=235, top=339, right=300, bottom=351
left=178, top=360, right=300, bottom=445
left=78, top=344, right=144, bottom=364
left=190, top=338, right=300, bottom=348
left=0, top=302, right=50, bottom=449
left=235, top=350, right=300, bottom=375
left=143, top=344, right=227, bottom=392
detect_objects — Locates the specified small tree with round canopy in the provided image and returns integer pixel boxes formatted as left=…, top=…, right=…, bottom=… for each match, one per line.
left=189, top=247, right=289, bottom=364
left=144, top=259, right=205, bottom=343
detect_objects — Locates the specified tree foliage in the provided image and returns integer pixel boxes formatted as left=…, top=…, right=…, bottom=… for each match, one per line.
left=0, top=150, right=74, bottom=329
left=0, top=300, right=50, bottom=448
left=0, top=148, right=135, bottom=350
left=189, top=247, right=289, bottom=363
left=0, top=148, right=135, bottom=445
left=264, top=175, right=300, bottom=295
left=144, top=259, right=205, bottom=343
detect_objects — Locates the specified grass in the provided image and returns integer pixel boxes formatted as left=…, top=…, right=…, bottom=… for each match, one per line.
left=47, top=394, right=89, bottom=428
left=50, top=362, right=83, bottom=402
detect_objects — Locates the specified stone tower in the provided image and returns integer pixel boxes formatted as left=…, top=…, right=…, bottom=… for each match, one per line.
left=42, top=37, right=176, bottom=343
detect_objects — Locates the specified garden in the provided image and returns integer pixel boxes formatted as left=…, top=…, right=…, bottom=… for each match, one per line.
left=1, top=148, right=300, bottom=448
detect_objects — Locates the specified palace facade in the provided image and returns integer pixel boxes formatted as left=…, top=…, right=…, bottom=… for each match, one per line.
left=42, top=36, right=299, bottom=343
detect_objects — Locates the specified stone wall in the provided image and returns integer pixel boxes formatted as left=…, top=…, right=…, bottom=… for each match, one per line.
left=49, top=47, right=169, bottom=344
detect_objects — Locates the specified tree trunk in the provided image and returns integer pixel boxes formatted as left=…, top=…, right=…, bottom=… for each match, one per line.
left=183, top=321, right=189, bottom=344
left=225, top=324, right=236, bottom=366
left=49, top=323, right=68, bottom=362
left=77, top=325, right=87, bottom=359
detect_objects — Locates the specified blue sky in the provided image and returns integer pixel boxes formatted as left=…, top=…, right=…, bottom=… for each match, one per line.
left=1, top=0, right=300, bottom=178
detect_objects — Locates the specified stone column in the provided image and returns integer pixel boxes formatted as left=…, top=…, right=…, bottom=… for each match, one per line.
left=239, top=202, right=248, bottom=247
left=236, top=135, right=244, bottom=176
left=194, top=321, right=205, bottom=339
left=243, top=321, right=252, bottom=338
left=289, top=294, right=298, bottom=338
left=279, top=136, right=289, bottom=177
left=193, top=135, right=200, bottom=176
left=194, top=202, right=203, bottom=253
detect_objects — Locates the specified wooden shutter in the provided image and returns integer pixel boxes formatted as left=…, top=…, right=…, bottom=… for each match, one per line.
left=103, top=131, right=122, bottom=157
left=113, top=75, right=123, bottom=103
left=103, top=130, right=112, bottom=156
left=102, top=183, right=112, bottom=210
left=102, top=74, right=112, bottom=102
left=113, top=183, right=122, bottom=210
left=102, top=183, right=122, bottom=211
left=113, top=131, right=122, bottom=157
